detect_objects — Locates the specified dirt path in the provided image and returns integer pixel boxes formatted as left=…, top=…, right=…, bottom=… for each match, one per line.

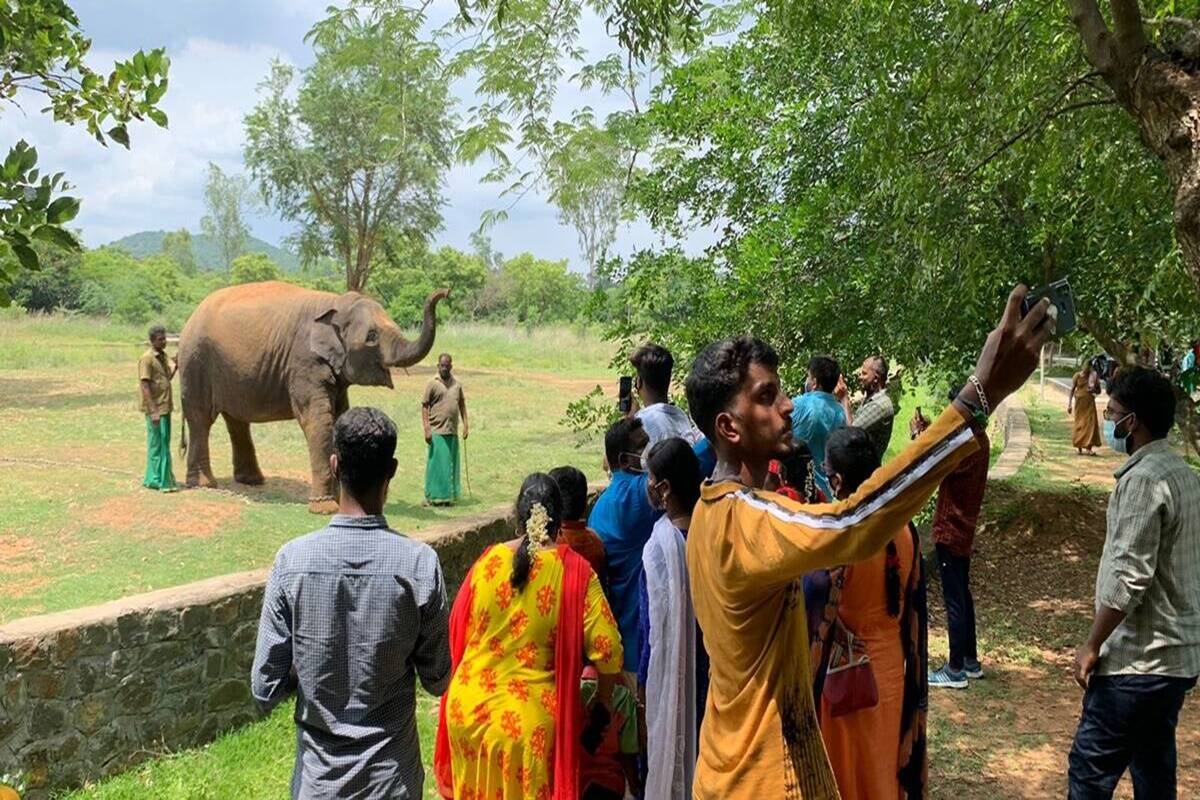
left=926, top=386, right=1199, bottom=798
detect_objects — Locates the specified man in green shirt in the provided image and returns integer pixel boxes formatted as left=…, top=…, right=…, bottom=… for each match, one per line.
left=138, top=324, right=178, bottom=491
left=422, top=353, right=468, bottom=506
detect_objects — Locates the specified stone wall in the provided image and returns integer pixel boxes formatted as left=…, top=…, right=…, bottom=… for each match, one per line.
left=0, top=506, right=521, bottom=798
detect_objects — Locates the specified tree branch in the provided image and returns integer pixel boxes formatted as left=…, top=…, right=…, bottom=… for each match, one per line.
left=1067, top=0, right=1119, bottom=77
left=964, top=97, right=1115, bottom=177
left=1109, top=0, right=1148, bottom=61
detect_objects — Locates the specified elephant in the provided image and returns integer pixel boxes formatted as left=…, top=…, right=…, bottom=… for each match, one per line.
left=177, top=281, right=449, bottom=513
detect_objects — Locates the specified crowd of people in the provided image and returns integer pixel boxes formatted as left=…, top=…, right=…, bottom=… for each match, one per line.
left=237, top=286, right=1199, bottom=800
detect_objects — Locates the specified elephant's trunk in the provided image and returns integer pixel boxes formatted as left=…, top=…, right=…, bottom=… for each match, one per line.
left=385, top=288, right=450, bottom=367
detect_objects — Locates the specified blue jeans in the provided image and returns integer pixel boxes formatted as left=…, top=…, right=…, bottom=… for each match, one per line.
left=1068, top=673, right=1196, bottom=799
left=935, top=543, right=977, bottom=671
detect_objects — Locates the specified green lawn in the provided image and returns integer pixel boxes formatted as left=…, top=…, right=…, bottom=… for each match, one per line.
left=0, top=312, right=616, bottom=622
left=60, top=694, right=442, bottom=799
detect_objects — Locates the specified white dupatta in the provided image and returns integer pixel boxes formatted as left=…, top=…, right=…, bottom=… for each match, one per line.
left=642, top=515, right=697, bottom=800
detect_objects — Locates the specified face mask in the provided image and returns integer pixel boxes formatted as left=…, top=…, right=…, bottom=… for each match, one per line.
left=1104, top=412, right=1134, bottom=455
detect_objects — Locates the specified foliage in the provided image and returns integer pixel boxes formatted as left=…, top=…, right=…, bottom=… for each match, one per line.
left=244, top=0, right=454, bottom=292
left=608, top=1, right=1198, bottom=397
left=494, top=252, right=587, bottom=325
left=545, top=114, right=631, bottom=285
left=160, top=228, right=197, bottom=276
left=0, top=0, right=168, bottom=301
left=200, top=163, right=254, bottom=270
left=8, top=237, right=82, bottom=311
left=369, top=240, right=488, bottom=325
left=437, top=0, right=749, bottom=276
left=229, top=252, right=283, bottom=285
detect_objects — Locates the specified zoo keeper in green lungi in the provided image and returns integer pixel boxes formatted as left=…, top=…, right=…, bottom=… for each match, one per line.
left=422, top=352, right=468, bottom=506
left=138, top=324, right=178, bottom=492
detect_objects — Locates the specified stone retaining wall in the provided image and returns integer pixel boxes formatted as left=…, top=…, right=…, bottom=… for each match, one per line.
left=0, top=506, right=519, bottom=798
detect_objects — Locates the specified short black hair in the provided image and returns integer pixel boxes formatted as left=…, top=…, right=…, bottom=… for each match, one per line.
left=808, top=355, right=841, bottom=393
left=438, top=353, right=452, bottom=362
left=631, top=344, right=674, bottom=395
left=685, top=336, right=779, bottom=441
left=549, top=465, right=588, bottom=521
left=646, top=437, right=701, bottom=510
left=1108, top=367, right=1176, bottom=438
left=604, top=417, right=645, bottom=471
left=867, top=354, right=889, bottom=386
left=333, top=407, right=397, bottom=496
left=148, top=324, right=167, bottom=340
left=826, top=426, right=881, bottom=494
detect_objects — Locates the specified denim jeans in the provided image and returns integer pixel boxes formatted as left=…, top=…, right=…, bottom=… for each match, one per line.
left=1068, top=673, right=1197, bottom=799
left=935, top=543, right=977, bottom=671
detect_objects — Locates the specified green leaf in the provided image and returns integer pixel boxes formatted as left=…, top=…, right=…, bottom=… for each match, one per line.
left=31, top=224, right=80, bottom=250
left=107, top=125, right=130, bottom=148
left=147, top=108, right=168, bottom=127
left=46, top=196, right=81, bottom=224
left=11, top=242, right=39, bottom=271
left=146, top=79, right=168, bottom=105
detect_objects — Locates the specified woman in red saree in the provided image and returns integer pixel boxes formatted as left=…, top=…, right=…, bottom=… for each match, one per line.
left=435, top=473, right=623, bottom=800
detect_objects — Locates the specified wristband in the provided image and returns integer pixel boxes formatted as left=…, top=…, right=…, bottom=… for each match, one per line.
left=967, top=375, right=991, bottom=417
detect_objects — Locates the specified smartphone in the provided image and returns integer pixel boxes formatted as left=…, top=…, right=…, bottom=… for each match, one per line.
left=1021, top=278, right=1077, bottom=336
left=618, top=375, right=633, bottom=414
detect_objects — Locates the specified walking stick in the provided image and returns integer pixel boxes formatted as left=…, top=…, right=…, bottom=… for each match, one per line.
left=462, top=433, right=474, bottom=499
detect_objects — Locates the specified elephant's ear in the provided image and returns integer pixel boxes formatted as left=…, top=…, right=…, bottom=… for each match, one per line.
left=310, top=309, right=347, bottom=378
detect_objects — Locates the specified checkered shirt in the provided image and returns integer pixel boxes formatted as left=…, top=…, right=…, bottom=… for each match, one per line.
left=1096, top=439, right=1200, bottom=678
left=252, top=514, right=451, bottom=799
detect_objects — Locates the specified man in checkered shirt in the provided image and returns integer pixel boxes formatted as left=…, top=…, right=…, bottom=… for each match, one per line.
left=1069, top=367, right=1200, bottom=799
left=252, top=407, right=451, bottom=799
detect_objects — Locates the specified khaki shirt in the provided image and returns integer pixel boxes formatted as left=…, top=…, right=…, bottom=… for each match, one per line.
left=138, top=348, right=173, bottom=415
left=422, top=377, right=463, bottom=435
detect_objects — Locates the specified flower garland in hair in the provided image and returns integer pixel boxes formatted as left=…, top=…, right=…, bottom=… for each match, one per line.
left=525, top=502, right=553, bottom=553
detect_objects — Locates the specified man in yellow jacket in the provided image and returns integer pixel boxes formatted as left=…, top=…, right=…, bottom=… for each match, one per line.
left=683, top=286, right=1053, bottom=799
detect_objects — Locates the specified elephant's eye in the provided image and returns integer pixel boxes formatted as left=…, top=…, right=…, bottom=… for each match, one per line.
left=366, top=330, right=378, bottom=344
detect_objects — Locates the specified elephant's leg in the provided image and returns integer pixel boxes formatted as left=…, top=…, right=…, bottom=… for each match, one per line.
left=294, top=392, right=339, bottom=515
left=185, top=409, right=218, bottom=489
left=223, top=414, right=265, bottom=485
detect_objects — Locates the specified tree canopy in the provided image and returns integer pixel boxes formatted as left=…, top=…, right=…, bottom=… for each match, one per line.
left=604, top=1, right=1197, bottom=398
left=0, top=0, right=169, bottom=304
left=244, top=0, right=454, bottom=292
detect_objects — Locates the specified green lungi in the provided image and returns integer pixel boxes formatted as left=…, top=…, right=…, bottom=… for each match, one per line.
left=143, top=414, right=177, bottom=491
left=425, top=433, right=461, bottom=503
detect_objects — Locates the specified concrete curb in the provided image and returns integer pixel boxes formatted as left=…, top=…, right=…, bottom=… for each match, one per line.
left=990, top=392, right=1031, bottom=480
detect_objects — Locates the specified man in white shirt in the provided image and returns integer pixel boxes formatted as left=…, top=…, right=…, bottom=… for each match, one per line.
left=630, top=343, right=701, bottom=446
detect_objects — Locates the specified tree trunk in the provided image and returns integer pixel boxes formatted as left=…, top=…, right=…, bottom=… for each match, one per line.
left=1067, top=0, right=1200, bottom=297
left=1127, top=56, right=1200, bottom=296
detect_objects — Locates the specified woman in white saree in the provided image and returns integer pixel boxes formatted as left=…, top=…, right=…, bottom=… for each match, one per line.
left=638, top=437, right=705, bottom=799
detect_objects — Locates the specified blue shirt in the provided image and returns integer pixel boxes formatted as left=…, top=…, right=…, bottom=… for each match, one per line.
left=693, top=437, right=718, bottom=480
left=251, top=514, right=451, bottom=800
left=588, top=470, right=660, bottom=671
left=790, top=390, right=847, bottom=498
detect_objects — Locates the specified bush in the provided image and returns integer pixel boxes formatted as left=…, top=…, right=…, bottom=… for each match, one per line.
left=230, top=253, right=283, bottom=284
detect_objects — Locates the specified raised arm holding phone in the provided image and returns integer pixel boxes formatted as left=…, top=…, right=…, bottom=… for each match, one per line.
left=683, top=285, right=1053, bottom=800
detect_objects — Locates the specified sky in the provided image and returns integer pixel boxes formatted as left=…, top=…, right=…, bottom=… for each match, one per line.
left=1, top=0, right=706, bottom=271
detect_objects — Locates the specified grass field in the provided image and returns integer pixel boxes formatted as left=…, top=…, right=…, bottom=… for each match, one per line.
left=0, top=311, right=617, bottom=623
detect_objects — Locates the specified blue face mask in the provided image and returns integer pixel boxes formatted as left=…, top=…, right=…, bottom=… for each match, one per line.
left=1104, top=412, right=1135, bottom=455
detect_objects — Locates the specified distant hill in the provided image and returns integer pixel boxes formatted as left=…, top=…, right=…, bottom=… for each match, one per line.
left=104, top=230, right=302, bottom=271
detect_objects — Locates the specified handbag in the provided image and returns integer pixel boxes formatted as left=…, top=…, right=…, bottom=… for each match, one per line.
left=814, top=567, right=879, bottom=717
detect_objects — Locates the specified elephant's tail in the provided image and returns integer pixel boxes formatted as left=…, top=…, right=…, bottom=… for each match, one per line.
left=179, top=402, right=188, bottom=454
